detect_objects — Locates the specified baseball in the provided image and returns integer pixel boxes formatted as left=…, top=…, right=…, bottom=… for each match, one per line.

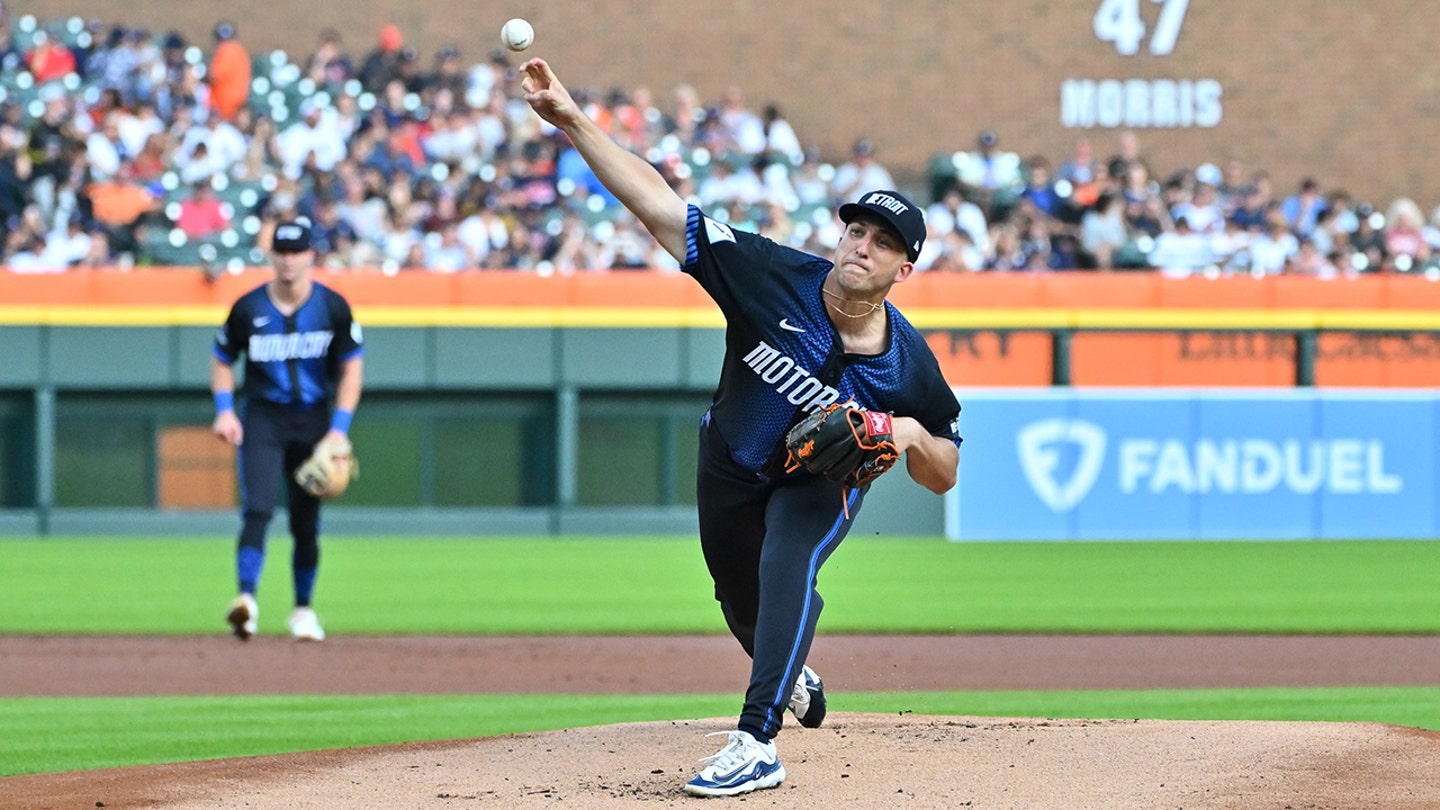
left=500, top=18, right=534, bottom=52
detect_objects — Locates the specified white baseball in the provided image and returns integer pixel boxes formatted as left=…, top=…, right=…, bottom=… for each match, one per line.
left=500, top=18, right=534, bottom=52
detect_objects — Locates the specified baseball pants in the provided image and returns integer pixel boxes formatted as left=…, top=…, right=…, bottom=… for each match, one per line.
left=696, top=421, right=864, bottom=741
left=235, top=400, right=330, bottom=601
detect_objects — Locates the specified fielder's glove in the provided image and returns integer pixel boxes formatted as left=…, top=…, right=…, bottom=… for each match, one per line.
left=294, top=434, right=358, bottom=499
left=784, top=402, right=900, bottom=488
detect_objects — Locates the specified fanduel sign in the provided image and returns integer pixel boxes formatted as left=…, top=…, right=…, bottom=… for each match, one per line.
left=951, top=391, right=1437, bottom=541
left=1020, top=420, right=1402, bottom=510
left=1118, top=438, right=1401, bottom=496
left=1018, top=419, right=1106, bottom=511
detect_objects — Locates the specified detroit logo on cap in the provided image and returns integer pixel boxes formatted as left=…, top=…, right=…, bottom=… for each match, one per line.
left=864, top=192, right=909, bottom=214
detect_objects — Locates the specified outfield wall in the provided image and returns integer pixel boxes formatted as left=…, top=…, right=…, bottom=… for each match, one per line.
left=7, top=269, right=1440, bottom=387
left=3, top=271, right=1438, bottom=538
left=950, top=389, right=1439, bottom=541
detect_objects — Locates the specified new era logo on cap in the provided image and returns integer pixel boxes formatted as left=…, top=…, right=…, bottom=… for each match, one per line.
left=837, top=190, right=926, bottom=261
left=272, top=219, right=312, bottom=253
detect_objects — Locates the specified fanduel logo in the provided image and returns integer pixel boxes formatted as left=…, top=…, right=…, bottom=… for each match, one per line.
left=742, top=341, right=842, bottom=411
left=1016, top=418, right=1406, bottom=511
left=1018, top=419, right=1107, bottom=512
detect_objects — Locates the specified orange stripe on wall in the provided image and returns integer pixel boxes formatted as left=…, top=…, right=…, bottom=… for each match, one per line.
left=1314, top=333, right=1440, bottom=387
left=5, top=268, right=1440, bottom=310
left=6, top=269, right=1440, bottom=388
left=1072, top=333, right=1297, bottom=387
left=927, top=331, right=1053, bottom=386
left=0, top=269, right=710, bottom=308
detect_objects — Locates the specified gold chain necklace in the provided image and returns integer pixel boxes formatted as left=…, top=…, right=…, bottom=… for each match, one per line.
left=822, top=287, right=884, bottom=318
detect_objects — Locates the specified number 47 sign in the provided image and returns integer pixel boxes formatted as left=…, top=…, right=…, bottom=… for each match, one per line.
left=1063, top=0, right=1220, bottom=128
left=1094, top=0, right=1191, bottom=56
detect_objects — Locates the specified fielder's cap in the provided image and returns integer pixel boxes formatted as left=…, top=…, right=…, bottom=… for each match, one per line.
left=838, top=190, right=926, bottom=261
left=272, top=219, right=312, bottom=253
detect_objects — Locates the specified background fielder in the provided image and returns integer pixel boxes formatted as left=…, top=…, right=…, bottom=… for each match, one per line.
left=211, top=218, right=364, bottom=642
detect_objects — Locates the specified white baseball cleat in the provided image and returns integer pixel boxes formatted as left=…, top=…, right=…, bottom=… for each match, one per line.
left=788, top=664, right=827, bottom=728
left=226, top=593, right=258, bottom=641
left=683, top=730, right=786, bottom=797
left=286, top=607, right=326, bottom=642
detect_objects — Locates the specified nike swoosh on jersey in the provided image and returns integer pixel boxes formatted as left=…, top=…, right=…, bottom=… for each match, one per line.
left=779, top=319, right=805, bottom=333
left=253, top=316, right=271, bottom=327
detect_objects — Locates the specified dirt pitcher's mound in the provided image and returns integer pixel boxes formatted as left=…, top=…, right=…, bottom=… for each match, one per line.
left=10, top=713, right=1440, bottom=810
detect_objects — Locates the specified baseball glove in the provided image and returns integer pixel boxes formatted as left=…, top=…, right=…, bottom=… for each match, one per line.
left=294, top=434, right=358, bottom=499
left=784, top=402, right=900, bottom=488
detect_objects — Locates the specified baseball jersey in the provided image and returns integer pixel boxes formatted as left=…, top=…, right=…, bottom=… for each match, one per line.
left=682, top=205, right=962, bottom=476
left=213, top=282, right=364, bottom=406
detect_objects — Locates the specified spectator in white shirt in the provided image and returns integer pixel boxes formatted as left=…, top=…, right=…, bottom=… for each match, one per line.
left=115, top=100, right=165, bottom=160
left=83, top=113, right=126, bottom=181
left=1209, top=217, right=1255, bottom=272
left=1080, top=191, right=1129, bottom=269
left=1148, top=216, right=1215, bottom=277
left=44, top=216, right=92, bottom=266
left=760, top=104, right=803, bottom=166
left=423, top=222, right=474, bottom=271
left=466, top=49, right=509, bottom=110
left=277, top=99, right=347, bottom=179
left=1247, top=210, right=1300, bottom=275
left=6, top=233, right=56, bottom=272
left=422, top=108, right=478, bottom=164
left=697, top=156, right=765, bottom=209
left=715, top=85, right=766, bottom=157
left=925, top=185, right=991, bottom=257
left=831, top=138, right=895, bottom=203
left=335, top=173, right=387, bottom=236
left=457, top=205, right=507, bottom=265
left=176, top=111, right=247, bottom=177
left=1171, top=180, right=1225, bottom=235
left=953, top=129, right=1024, bottom=198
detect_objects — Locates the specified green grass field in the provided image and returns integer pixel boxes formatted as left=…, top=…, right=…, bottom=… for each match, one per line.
left=7, top=536, right=1439, bottom=634
left=2, top=536, right=1438, bottom=777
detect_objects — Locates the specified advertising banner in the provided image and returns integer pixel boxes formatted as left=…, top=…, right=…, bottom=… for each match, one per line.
left=948, top=389, right=1438, bottom=541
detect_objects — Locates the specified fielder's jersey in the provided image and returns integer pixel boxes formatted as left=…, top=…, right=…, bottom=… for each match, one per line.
left=682, top=205, right=962, bottom=476
left=213, top=282, right=364, bottom=407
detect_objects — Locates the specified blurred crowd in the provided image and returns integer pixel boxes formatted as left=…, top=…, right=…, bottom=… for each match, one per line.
left=928, top=130, right=1440, bottom=278
left=2, top=10, right=1438, bottom=278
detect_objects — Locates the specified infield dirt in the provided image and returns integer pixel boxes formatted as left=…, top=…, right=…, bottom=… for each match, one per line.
left=4, top=634, right=1440, bottom=809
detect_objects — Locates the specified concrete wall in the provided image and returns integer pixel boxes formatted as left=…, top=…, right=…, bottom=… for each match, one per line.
left=0, top=324, right=727, bottom=391
left=0, top=323, right=948, bottom=537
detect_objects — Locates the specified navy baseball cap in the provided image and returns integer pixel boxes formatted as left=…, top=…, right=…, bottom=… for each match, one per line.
left=838, top=190, right=926, bottom=261
left=272, top=219, right=312, bottom=253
